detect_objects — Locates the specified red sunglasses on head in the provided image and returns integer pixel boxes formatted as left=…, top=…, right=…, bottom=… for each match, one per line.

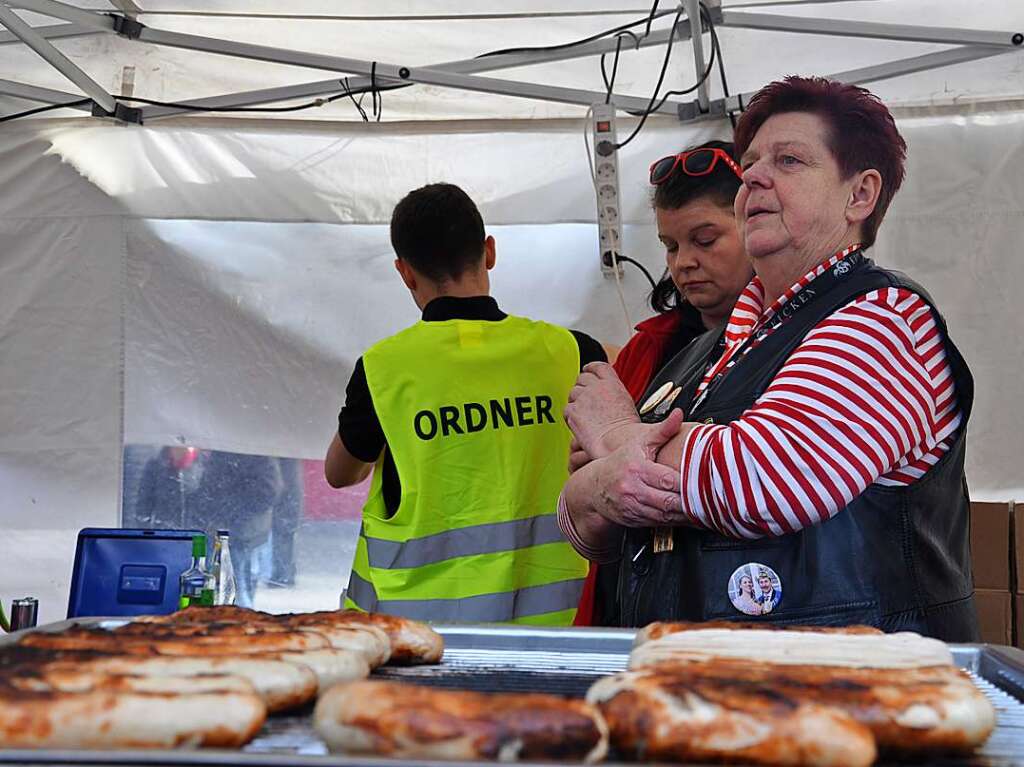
left=649, top=147, right=743, bottom=185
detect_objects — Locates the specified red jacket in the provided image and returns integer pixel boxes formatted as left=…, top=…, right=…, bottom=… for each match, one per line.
left=573, top=305, right=706, bottom=626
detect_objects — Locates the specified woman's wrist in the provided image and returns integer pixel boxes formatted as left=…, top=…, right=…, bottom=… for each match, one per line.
left=595, top=417, right=644, bottom=456
left=558, top=477, right=621, bottom=563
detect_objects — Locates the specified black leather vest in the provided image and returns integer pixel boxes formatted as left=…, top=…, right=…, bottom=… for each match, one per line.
left=618, top=256, right=979, bottom=642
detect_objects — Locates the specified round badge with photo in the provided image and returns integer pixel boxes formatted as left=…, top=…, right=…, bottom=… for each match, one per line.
left=727, top=562, right=782, bottom=616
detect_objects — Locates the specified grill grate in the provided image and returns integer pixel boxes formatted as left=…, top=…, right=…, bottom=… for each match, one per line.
left=371, top=648, right=626, bottom=696
left=2, top=622, right=1022, bottom=765
left=246, top=655, right=1024, bottom=766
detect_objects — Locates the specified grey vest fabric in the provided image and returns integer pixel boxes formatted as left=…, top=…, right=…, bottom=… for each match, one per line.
left=618, top=255, right=979, bottom=642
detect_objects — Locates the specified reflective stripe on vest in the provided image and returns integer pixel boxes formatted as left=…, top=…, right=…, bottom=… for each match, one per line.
left=362, top=513, right=566, bottom=570
left=353, top=314, right=587, bottom=625
left=346, top=571, right=586, bottom=623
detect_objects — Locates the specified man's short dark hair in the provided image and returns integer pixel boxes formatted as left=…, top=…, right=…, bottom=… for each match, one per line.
left=390, top=183, right=486, bottom=282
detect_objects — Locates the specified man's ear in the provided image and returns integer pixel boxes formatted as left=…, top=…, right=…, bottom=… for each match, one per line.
left=483, top=235, right=496, bottom=271
left=846, top=169, right=882, bottom=227
left=394, top=258, right=417, bottom=292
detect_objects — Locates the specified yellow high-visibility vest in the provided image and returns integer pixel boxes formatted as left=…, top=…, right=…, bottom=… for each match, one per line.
left=345, top=314, right=587, bottom=625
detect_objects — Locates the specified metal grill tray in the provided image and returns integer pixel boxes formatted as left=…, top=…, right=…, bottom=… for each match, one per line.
left=1, top=622, right=1023, bottom=766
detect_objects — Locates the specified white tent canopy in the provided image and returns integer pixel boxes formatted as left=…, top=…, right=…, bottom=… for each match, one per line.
left=1, top=0, right=1022, bottom=623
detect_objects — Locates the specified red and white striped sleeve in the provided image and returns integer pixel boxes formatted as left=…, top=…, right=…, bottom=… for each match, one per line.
left=677, top=287, right=962, bottom=539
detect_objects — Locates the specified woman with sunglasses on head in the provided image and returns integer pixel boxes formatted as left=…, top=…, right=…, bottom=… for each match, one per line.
left=574, top=140, right=752, bottom=626
left=561, top=77, right=977, bottom=641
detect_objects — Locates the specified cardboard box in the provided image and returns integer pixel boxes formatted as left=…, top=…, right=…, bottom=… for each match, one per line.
left=970, top=501, right=1012, bottom=591
left=1017, top=594, right=1024, bottom=649
left=1015, top=502, right=1024, bottom=593
left=975, top=588, right=1013, bottom=646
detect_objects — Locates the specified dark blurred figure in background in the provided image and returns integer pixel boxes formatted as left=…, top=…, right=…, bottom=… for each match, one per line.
left=193, top=451, right=282, bottom=608
left=132, top=446, right=283, bottom=607
left=133, top=446, right=205, bottom=529
left=268, top=457, right=303, bottom=588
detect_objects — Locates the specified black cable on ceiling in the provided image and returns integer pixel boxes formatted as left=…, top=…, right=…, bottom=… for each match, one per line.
left=601, top=35, right=626, bottom=104
left=475, top=6, right=679, bottom=59
left=370, top=61, right=382, bottom=122
left=0, top=98, right=91, bottom=123
left=340, top=78, right=371, bottom=122
left=642, top=0, right=661, bottom=38
left=613, top=7, right=686, bottom=150
left=636, top=4, right=717, bottom=117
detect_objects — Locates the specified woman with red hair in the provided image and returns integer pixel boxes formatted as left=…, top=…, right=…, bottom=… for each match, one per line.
left=560, top=77, right=977, bottom=641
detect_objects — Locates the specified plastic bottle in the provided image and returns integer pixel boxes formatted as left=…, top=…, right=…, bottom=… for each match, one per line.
left=212, top=530, right=237, bottom=606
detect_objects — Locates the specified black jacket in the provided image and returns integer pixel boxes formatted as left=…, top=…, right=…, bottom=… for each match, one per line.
left=617, top=254, right=978, bottom=641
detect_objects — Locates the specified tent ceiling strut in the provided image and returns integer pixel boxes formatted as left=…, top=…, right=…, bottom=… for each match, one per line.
left=140, top=15, right=692, bottom=121
left=0, top=0, right=1020, bottom=125
left=0, top=21, right=95, bottom=46
left=0, top=2, right=115, bottom=113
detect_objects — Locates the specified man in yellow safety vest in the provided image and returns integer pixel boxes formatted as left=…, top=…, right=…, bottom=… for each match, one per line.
left=325, top=182, right=606, bottom=625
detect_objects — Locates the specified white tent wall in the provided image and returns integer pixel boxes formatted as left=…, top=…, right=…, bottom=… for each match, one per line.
left=0, top=134, right=125, bottom=621
left=2, top=102, right=1024, bottom=622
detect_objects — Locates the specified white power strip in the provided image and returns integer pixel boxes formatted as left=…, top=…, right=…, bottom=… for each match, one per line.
left=591, top=103, right=623, bottom=277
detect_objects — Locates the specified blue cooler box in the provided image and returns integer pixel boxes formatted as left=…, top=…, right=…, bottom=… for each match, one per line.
left=66, top=528, right=204, bottom=618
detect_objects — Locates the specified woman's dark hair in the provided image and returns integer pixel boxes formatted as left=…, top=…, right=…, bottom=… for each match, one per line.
left=650, top=139, right=742, bottom=313
left=390, top=182, right=486, bottom=282
left=733, top=76, right=906, bottom=248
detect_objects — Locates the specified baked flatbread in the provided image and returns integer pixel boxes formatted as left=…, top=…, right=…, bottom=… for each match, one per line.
left=270, top=648, right=370, bottom=691
left=314, top=680, right=608, bottom=763
left=635, top=620, right=883, bottom=646
left=588, top=668, right=876, bottom=767
left=133, top=605, right=259, bottom=624
left=281, top=623, right=391, bottom=668
left=146, top=605, right=443, bottom=665
left=623, top=659, right=995, bottom=757
left=130, top=607, right=393, bottom=667
left=170, top=606, right=442, bottom=666
left=301, top=610, right=444, bottom=665
left=630, top=627, right=953, bottom=670
left=0, top=674, right=265, bottom=748
left=9, top=666, right=254, bottom=696
left=3, top=642, right=316, bottom=713
left=84, top=653, right=317, bottom=712
left=21, top=624, right=330, bottom=656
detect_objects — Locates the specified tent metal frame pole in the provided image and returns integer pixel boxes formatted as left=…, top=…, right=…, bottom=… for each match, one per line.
left=0, top=21, right=94, bottom=46
left=130, top=26, right=683, bottom=115
left=3, top=0, right=1022, bottom=125
left=7, top=0, right=689, bottom=116
left=6, top=0, right=115, bottom=31
left=139, top=19, right=693, bottom=120
left=719, top=11, right=1022, bottom=48
left=682, top=0, right=709, bottom=114
left=0, top=3, right=115, bottom=113
left=677, top=44, right=1011, bottom=122
left=0, top=75, right=92, bottom=109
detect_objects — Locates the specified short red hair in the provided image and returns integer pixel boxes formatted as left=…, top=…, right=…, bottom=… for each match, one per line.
left=734, top=76, right=906, bottom=248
